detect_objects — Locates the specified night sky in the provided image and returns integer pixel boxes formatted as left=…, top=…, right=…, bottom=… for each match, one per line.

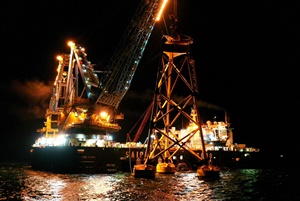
left=1, top=0, right=299, bottom=161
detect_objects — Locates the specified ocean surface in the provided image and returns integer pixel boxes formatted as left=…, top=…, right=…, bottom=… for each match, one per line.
left=0, top=162, right=298, bottom=201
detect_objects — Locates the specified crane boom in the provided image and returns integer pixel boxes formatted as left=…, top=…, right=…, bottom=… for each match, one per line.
left=95, top=0, right=160, bottom=109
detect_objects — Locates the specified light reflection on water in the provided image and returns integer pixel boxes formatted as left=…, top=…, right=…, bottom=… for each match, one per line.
left=0, top=164, right=297, bottom=201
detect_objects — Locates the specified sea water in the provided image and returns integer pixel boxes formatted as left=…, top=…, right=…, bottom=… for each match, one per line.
left=0, top=162, right=298, bottom=201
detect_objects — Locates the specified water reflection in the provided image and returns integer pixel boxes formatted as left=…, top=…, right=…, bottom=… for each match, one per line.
left=0, top=164, right=297, bottom=200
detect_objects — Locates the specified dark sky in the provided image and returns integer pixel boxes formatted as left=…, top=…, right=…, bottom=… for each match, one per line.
left=1, top=0, right=299, bottom=160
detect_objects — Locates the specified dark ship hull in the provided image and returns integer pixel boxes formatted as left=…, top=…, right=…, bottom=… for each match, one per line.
left=30, top=146, right=267, bottom=174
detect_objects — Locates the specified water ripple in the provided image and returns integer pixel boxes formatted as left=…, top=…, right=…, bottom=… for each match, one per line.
left=0, top=163, right=298, bottom=201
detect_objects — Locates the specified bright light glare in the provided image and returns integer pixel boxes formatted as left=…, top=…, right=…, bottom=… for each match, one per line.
left=54, top=135, right=67, bottom=146
left=67, top=41, right=75, bottom=48
left=100, top=111, right=108, bottom=119
left=56, top=55, right=63, bottom=61
left=156, top=0, right=168, bottom=21
left=33, top=136, right=67, bottom=147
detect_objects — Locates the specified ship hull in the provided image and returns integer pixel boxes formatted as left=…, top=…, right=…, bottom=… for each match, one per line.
left=30, top=146, right=269, bottom=173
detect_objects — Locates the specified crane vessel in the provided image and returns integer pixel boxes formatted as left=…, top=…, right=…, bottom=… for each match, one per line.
left=30, top=0, right=261, bottom=174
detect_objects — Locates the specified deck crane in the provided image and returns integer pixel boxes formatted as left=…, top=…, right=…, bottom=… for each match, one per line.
left=37, top=0, right=167, bottom=138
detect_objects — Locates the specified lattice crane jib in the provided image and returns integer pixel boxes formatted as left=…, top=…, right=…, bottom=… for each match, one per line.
left=96, top=0, right=160, bottom=109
